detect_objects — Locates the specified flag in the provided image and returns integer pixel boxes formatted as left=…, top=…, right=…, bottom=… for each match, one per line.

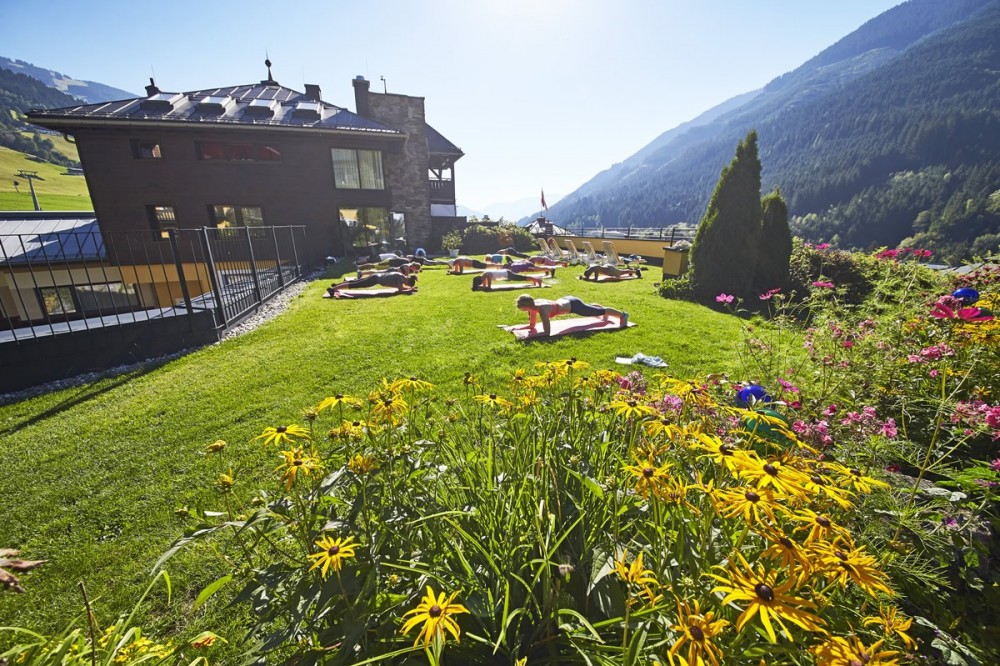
left=541, top=188, right=548, bottom=211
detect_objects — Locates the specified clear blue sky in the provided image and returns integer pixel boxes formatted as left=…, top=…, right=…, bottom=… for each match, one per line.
left=1, top=0, right=900, bottom=213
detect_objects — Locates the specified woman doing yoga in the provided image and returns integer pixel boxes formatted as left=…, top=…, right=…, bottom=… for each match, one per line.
left=515, top=294, right=628, bottom=337
left=472, top=269, right=543, bottom=291
left=328, top=271, right=417, bottom=296
left=580, top=264, right=642, bottom=280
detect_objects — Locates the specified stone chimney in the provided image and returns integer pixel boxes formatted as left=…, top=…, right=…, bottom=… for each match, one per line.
left=304, top=84, right=321, bottom=101
left=145, top=77, right=160, bottom=96
left=353, top=75, right=371, bottom=117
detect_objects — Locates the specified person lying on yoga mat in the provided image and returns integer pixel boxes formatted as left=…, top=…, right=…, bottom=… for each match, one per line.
left=449, top=256, right=503, bottom=274
left=503, top=259, right=555, bottom=277
left=328, top=271, right=417, bottom=296
left=506, top=255, right=562, bottom=268
left=515, top=294, right=628, bottom=337
left=356, top=260, right=421, bottom=276
left=580, top=264, right=642, bottom=280
left=497, top=247, right=530, bottom=258
left=472, top=269, right=543, bottom=291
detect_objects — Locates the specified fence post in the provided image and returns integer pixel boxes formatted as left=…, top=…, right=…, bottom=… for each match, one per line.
left=271, top=227, right=285, bottom=289
left=198, top=228, right=227, bottom=328
left=168, top=229, right=195, bottom=324
left=289, top=227, right=302, bottom=277
left=244, top=227, right=263, bottom=305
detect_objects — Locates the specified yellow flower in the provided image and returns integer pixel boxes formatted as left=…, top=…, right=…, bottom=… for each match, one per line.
left=474, top=393, right=514, bottom=409
left=813, top=539, right=894, bottom=597
left=713, top=486, right=786, bottom=526
left=615, top=550, right=663, bottom=606
left=256, top=424, right=311, bottom=447
left=623, top=457, right=673, bottom=499
left=217, top=468, right=234, bottom=490
left=560, top=357, right=590, bottom=371
left=348, top=453, right=379, bottom=475
left=316, top=393, right=363, bottom=413
left=759, top=529, right=814, bottom=580
left=391, top=376, right=435, bottom=393
left=811, top=635, right=900, bottom=665
left=792, top=507, right=850, bottom=544
left=691, top=433, right=747, bottom=475
left=206, top=439, right=227, bottom=453
left=827, top=462, right=891, bottom=494
left=369, top=390, right=408, bottom=424
left=307, top=535, right=358, bottom=577
left=709, top=552, right=825, bottom=643
left=275, top=447, right=322, bottom=490
left=330, top=419, right=370, bottom=440
left=644, top=417, right=684, bottom=441
left=863, top=603, right=918, bottom=651
left=401, top=586, right=469, bottom=648
left=657, top=475, right=702, bottom=514
left=463, top=372, right=478, bottom=387
left=609, top=397, right=658, bottom=420
left=734, top=455, right=810, bottom=499
left=668, top=599, right=729, bottom=666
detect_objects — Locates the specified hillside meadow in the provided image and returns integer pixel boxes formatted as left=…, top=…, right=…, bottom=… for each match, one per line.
left=0, top=145, right=92, bottom=211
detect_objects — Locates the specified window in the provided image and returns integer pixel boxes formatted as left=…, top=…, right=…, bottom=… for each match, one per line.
left=197, top=141, right=281, bottom=162
left=131, top=140, right=162, bottom=159
left=75, top=283, right=140, bottom=312
left=39, top=287, right=77, bottom=316
left=147, top=205, right=177, bottom=239
left=331, top=149, right=384, bottom=190
left=340, top=208, right=405, bottom=250
left=210, top=205, right=266, bottom=238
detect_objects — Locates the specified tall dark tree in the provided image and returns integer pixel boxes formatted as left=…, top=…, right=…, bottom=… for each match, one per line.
left=689, top=130, right=762, bottom=302
left=752, top=188, right=792, bottom=295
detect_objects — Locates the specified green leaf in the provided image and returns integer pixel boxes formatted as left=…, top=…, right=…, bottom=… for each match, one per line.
left=193, top=574, right=232, bottom=610
left=567, top=468, right=605, bottom=500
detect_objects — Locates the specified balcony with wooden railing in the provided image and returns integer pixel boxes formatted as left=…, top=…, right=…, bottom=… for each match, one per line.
left=428, top=179, right=455, bottom=203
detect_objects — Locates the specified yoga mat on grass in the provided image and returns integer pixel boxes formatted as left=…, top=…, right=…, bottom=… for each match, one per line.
left=478, top=282, right=550, bottom=292
left=498, top=316, right=635, bottom=340
left=324, top=288, right=416, bottom=299
left=447, top=268, right=488, bottom=275
left=577, top=274, right=642, bottom=282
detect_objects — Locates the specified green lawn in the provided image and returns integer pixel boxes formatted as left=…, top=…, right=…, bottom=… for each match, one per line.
left=0, top=145, right=92, bottom=211
left=0, top=264, right=753, bottom=642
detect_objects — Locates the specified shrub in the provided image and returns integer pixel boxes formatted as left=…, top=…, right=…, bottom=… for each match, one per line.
left=752, top=189, right=792, bottom=296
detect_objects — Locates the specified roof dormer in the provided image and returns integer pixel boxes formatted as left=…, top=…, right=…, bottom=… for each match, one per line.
left=140, top=92, right=183, bottom=112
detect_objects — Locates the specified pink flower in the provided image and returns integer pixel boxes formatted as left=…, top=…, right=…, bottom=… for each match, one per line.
left=815, top=243, right=831, bottom=250
left=777, top=378, right=800, bottom=394
left=759, top=288, right=782, bottom=300
left=812, top=281, right=835, bottom=289
left=930, top=299, right=995, bottom=321
left=715, top=293, right=734, bottom=304
left=881, top=418, right=898, bottom=438
left=885, top=463, right=901, bottom=473
left=822, top=404, right=838, bottom=417
left=929, top=369, right=940, bottom=378
left=841, top=340, right=855, bottom=349
left=990, top=458, right=1000, bottom=473
left=875, top=249, right=899, bottom=261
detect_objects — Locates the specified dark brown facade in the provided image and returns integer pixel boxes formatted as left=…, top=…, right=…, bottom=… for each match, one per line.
left=28, top=74, right=463, bottom=264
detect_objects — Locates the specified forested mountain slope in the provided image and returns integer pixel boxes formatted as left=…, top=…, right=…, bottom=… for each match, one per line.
left=0, top=66, right=82, bottom=167
left=546, top=0, right=1000, bottom=262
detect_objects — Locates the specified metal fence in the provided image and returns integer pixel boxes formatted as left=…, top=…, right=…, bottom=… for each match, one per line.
left=569, top=225, right=697, bottom=243
left=0, top=225, right=309, bottom=342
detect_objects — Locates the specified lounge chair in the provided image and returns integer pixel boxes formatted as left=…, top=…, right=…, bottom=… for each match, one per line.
left=561, top=239, right=588, bottom=266
left=580, top=241, right=608, bottom=266
left=546, top=237, right=572, bottom=262
left=602, top=240, right=646, bottom=268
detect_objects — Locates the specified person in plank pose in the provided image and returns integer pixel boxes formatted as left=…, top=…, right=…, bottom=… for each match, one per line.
left=472, top=269, right=543, bottom=291
left=515, top=294, right=628, bottom=337
left=579, top=264, right=642, bottom=281
left=327, top=271, right=417, bottom=296
left=448, top=256, right=503, bottom=274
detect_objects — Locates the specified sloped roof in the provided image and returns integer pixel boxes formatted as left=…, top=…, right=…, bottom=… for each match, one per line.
left=28, top=82, right=402, bottom=136
left=426, top=123, right=463, bottom=156
left=0, top=215, right=104, bottom=264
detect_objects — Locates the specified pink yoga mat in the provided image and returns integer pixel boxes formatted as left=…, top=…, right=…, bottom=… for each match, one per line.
left=499, top=316, right=635, bottom=340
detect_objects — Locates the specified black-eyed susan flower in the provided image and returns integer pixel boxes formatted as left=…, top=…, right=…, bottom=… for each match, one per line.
left=713, top=486, right=785, bottom=526
left=811, top=635, right=900, bottom=665
left=668, top=599, right=729, bottom=666
left=370, top=391, right=408, bottom=424
left=863, top=603, right=918, bottom=651
left=799, top=469, right=854, bottom=510
left=624, top=457, right=673, bottom=499
left=709, top=552, right=825, bottom=643
left=391, top=376, right=435, bottom=393
left=275, top=447, right=322, bottom=490
left=813, top=539, right=894, bottom=597
left=474, top=393, right=513, bottom=409
left=644, top=417, right=684, bottom=441
left=401, top=586, right=469, bottom=648
left=614, top=550, right=660, bottom=605
left=316, top=393, right=363, bottom=413
left=206, top=439, right=227, bottom=453
left=561, top=357, right=590, bottom=371
left=759, top=529, right=814, bottom=580
left=330, top=419, right=370, bottom=440
left=825, top=462, right=891, bottom=494
left=217, top=468, right=234, bottom=491
left=734, top=456, right=810, bottom=499
left=347, top=452, right=379, bottom=475
left=256, top=424, right=310, bottom=447
left=792, top=507, right=850, bottom=544
left=691, top=433, right=748, bottom=475
left=307, top=535, right=358, bottom=577
left=610, top=397, right=659, bottom=420
left=657, top=475, right=702, bottom=514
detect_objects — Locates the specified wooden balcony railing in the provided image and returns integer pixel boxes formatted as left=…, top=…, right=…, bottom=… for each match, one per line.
left=429, top=179, right=455, bottom=203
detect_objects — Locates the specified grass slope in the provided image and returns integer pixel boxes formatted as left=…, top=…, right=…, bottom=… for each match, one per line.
left=0, top=264, right=753, bottom=641
left=0, top=146, right=92, bottom=210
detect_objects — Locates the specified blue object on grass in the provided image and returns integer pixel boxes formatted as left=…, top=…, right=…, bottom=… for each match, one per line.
left=952, top=287, right=979, bottom=304
left=736, top=384, right=771, bottom=407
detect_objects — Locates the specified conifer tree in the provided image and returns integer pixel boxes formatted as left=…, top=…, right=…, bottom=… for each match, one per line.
left=688, top=131, right=762, bottom=302
left=752, top=188, right=792, bottom=295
